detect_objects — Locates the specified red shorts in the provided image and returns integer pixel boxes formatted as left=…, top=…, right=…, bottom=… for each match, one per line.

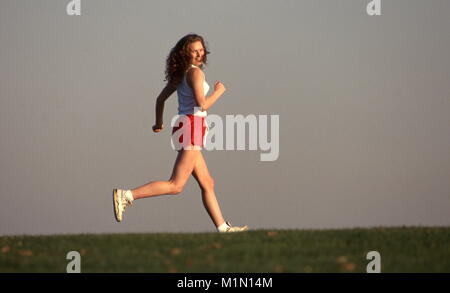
left=171, top=114, right=208, bottom=150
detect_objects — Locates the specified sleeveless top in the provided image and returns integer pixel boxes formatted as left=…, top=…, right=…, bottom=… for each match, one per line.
left=177, top=64, right=210, bottom=117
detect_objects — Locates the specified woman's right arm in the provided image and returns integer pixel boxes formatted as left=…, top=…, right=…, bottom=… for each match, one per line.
left=188, top=68, right=226, bottom=111
left=153, top=82, right=177, bottom=132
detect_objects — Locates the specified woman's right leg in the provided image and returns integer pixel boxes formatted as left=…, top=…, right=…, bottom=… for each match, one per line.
left=191, top=151, right=225, bottom=228
left=131, top=149, right=200, bottom=200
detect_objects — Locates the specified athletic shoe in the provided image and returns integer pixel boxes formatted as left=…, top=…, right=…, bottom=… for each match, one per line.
left=220, top=221, right=249, bottom=233
left=113, top=189, right=133, bottom=222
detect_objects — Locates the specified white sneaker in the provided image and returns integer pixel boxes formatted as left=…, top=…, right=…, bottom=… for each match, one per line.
left=113, top=189, right=133, bottom=222
left=220, top=221, right=249, bottom=233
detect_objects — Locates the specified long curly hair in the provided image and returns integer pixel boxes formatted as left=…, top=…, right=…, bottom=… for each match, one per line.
left=164, top=34, right=210, bottom=86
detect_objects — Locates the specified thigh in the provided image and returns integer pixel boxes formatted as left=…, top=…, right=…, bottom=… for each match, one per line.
left=169, top=149, right=200, bottom=186
left=191, top=152, right=214, bottom=189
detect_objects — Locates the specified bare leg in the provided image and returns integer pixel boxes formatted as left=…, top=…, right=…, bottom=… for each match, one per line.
left=131, top=149, right=200, bottom=200
left=191, top=151, right=225, bottom=227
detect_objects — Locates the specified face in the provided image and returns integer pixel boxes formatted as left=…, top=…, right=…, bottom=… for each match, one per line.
left=188, top=41, right=205, bottom=66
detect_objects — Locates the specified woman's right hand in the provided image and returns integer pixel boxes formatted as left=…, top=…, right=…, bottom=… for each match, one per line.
left=214, top=81, right=226, bottom=94
left=152, top=124, right=163, bottom=133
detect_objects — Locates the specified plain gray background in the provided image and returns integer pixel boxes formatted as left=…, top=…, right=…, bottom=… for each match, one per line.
left=1, top=0, right=449, bottom=235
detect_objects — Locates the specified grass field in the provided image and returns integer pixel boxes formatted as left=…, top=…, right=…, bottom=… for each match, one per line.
left=1, top=227, right=449, bottom=273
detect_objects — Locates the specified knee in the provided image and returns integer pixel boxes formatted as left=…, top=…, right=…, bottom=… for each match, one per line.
left=170, top=182, right=184, bottom=195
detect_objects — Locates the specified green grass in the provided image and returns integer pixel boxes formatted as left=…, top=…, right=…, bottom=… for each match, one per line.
left=1, top=227, right=449, bottom=273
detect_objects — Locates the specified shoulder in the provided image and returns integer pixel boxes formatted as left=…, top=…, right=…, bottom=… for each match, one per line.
left=186, top=67, right=205, bottom=82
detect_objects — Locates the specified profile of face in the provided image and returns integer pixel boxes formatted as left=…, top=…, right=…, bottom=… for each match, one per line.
left=188, top=41, right=205, bottom=66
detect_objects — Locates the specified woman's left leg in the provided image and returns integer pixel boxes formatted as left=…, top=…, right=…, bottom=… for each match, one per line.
left=191, top=151, right=225, bottom=228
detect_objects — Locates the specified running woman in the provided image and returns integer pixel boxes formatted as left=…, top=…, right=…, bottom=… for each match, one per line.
left=113, top=34, right=248, bottom=233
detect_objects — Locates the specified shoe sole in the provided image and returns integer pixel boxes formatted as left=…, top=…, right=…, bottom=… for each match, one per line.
left=112, top=189, right=121, bottom=222
left=239, top=225, right=249, bottom=232
left=221, top=226, right=249, bottom=233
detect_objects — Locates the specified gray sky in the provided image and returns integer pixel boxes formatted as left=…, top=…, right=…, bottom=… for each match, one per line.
left=1, top=0, right=449, bottom=235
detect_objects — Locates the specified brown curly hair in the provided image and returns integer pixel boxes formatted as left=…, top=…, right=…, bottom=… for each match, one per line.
left=164, top=34, right=210, bottom=86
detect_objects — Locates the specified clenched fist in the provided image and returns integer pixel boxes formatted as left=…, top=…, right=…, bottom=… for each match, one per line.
left=214, top=81, right=226, bottom=93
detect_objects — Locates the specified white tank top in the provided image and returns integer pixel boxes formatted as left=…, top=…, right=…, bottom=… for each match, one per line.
left=177, top=64, right=210, bottom=117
